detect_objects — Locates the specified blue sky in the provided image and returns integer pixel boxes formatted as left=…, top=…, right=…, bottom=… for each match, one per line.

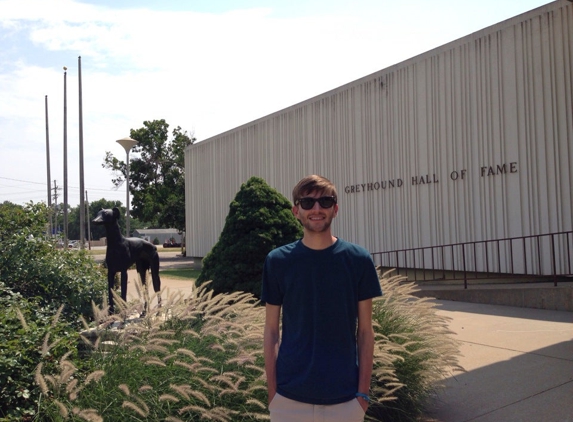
left=0, top=0, right=552, bottom=206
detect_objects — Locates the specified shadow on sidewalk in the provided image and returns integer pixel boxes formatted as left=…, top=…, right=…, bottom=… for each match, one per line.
left=426, top=340, right=573, bottom=421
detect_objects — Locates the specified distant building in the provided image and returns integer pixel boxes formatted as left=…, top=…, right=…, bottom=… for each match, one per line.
left=184, top=1, right=572, bottom=275
left=133, top=229, right=182, bottom=246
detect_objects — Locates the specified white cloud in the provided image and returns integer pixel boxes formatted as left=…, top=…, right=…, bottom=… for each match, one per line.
left=0, top=0, right=552, bottom=206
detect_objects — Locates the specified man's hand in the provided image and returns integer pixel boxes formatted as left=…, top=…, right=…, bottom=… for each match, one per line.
left=268, top=390, right=276, bottom=405
left=356, top=396, right=369, bottom=412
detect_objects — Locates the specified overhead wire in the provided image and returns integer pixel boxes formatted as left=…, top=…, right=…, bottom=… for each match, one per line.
left=0, top=176, right=125, bottom=204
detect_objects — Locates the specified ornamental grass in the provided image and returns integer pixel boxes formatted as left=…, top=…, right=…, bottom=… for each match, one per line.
left=32, top=271, right=462, bottom=421
left=367, top=270, right=463, bottom=421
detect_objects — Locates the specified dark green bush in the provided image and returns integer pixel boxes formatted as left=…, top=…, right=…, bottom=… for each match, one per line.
left=0, top=202, right=107, bottom=420
left=0, top=201, right=49, bottom=242
left=0, top=232, right=107, bottom=323
left=197, top=176, right=302, bottom=298
left=0, top=282, right=78, bottom=420
left=0, top=203, right=107, bottom=324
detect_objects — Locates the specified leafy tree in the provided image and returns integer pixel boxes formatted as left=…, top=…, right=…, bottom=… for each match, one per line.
left=103, top=119, right=195, bottom=231
left=0, top=201, right=50, bottom=241
left=86, top=198, right=125, bottom=240
left=196, top=176, right=303, bottom=298
left=67, top=198, right=146, bottom=240
left=51, top=202, right=70, bottom=237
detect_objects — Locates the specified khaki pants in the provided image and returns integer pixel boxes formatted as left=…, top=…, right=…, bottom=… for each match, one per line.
left=269, top=393, right=365, bottom=422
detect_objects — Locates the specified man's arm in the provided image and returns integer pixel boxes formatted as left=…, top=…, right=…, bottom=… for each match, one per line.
left=356, top=298, right=375, bottom=411
left=264, top=303, right=281, bottom=404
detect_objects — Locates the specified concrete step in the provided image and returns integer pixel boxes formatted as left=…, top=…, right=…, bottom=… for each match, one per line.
left=410, top=280, right=573, bottom=312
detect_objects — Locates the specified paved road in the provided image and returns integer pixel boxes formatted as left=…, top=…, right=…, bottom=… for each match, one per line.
left=90, top=249, right=197, bottom=303
left=90, top=249, right=191, bottom=264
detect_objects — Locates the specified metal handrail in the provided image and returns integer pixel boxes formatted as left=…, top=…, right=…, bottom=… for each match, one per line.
left=371, top=231, right=573, bottom=288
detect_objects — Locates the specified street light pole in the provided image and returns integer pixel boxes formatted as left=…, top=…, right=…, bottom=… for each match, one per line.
left=116, top=137, right=138, bottom=237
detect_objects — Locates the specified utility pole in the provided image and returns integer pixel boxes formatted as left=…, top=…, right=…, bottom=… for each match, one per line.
left=85, top=190, right=91, bottom=250
left=45, top=95, right=52, bottom=236
left=52, top=180, right=60, bottom=236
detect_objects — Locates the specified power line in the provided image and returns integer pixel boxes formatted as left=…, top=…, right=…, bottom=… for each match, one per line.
left=0, top=184, right=46, bottom=192
left=0, top=176, right=123, bottom=195
left=0, top=189, right=46, bottom=195
left=0, top=183, right=125, bottom=207
left=0, top=176, right=45, bottom=185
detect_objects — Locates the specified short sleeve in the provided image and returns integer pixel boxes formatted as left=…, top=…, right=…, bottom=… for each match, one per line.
left=357, top=253, right=382, bottom=301
left=261, top=253, right=283, bottom=305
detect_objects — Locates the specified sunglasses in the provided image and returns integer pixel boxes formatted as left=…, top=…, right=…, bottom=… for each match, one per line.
left=295, top=196, right=337, bottom=210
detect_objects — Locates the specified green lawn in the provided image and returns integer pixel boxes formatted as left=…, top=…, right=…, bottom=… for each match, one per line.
left=159, top=268, right=201, bottom=280
left=86, top=246, right=183, bottom=256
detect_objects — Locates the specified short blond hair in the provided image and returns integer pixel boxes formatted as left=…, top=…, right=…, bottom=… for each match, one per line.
left=292, top=175, right=338, bottom=203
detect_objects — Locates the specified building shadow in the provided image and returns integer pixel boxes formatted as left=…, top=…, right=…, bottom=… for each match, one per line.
left=425, top=340, right=573, bottom=422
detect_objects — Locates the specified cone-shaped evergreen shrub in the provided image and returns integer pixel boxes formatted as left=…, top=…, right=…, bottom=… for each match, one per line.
left=196, top=176, right=303, bottom=298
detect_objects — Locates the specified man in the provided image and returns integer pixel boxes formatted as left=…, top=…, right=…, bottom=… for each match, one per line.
left=262, top=175, right=382, bottom=422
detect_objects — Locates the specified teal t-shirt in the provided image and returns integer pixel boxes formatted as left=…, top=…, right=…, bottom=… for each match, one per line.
left=261, top=238, right=382, bottom=405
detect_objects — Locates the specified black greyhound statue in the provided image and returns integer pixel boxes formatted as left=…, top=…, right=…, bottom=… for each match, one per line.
left=92, top=207, right=161, bottom=314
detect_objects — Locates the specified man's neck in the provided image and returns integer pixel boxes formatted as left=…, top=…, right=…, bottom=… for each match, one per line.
left=301, top=230, right=337, bottom=250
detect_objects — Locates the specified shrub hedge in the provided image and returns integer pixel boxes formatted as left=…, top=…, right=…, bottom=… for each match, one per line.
left=0, top=202, right=107, bottom=420
left=197, top=176, right=302, bottom=298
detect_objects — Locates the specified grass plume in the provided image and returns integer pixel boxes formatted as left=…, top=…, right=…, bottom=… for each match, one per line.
left=34, top=271, right=461, bottom=421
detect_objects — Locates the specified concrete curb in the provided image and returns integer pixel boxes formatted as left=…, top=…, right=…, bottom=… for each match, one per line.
left=412, top=285, right=573, bottom=312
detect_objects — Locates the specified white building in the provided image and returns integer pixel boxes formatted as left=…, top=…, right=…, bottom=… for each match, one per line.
left=185, top=0, right=572, bottom=276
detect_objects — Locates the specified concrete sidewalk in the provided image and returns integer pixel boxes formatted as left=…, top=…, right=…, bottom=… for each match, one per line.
left=426, top=300, right=573, bottom=422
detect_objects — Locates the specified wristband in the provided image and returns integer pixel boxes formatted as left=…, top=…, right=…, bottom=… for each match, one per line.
left=355, top=392, right=370, bottom=402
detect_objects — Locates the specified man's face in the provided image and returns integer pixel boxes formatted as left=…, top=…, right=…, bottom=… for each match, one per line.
left=292, top=191, right=338, bottom=233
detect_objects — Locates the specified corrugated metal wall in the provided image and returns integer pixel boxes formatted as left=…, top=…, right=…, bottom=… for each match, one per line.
left=185, top=0, right=573, bottom=271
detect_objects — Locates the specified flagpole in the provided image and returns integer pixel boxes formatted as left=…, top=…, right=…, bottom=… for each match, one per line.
left=78, top=56, right=86, bottom=249
left=63, top=67, right=68, bottom=244
left=45, top=95, right=52, bottom=236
